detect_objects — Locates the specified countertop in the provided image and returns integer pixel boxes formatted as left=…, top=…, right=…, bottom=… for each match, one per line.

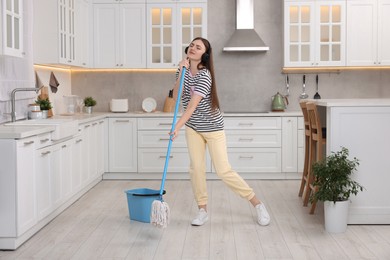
left=309, top=98, right=390, bottom=107
left=0, top=111, right=302, bottom=139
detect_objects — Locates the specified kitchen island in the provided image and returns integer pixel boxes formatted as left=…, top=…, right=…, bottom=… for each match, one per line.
left=314, top=99, right=390, bottom=224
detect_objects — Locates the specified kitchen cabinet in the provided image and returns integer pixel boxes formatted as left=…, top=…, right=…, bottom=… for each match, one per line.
left=93, top=2, right=146, bottom=68
left=297, top=117, right=305, bottom=172
left=108, top=118, right=137, bottom=172
left=347, top=0, right=390, bottom=66
left=282, top=117, right=298, bottom=173
left=284, top=0, right=346, bottom=67
left=33, top=0, right=89, bottom=66
left=137, top=117, right=211, bottom=173
left=0, top=0, right=24, bottom=57
left=146, top=0, right=207, bottom=68
left=224, top=117, right=282, bottom=175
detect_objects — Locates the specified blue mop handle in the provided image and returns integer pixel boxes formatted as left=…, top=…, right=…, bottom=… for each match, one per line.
left=159, top=66, right=186, bottom=196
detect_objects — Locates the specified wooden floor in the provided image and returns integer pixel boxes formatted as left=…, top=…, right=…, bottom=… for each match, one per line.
left=1, top=179, right=390, bottom=260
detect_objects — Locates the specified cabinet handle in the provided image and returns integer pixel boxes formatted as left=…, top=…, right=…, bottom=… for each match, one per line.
left=239, top=156, right=254, bottom=159
left=99, top=121, right=104, bottom=124
left=40, top=138, right=50, bottom=143
left=159, top=123, right=172, bottom=126
left=24, top=140, right=34, bottom=145
left=41, top=151, right=51, bottom=155
left=159, top=138, right=171, bottom=141
left=115, top=119, right=130, bottom=123
left=160, top=155, right=173, bottom=159
left=238, top=123, right=253, bottom=126
left=92, top=122, right=97, bottom=126
left=239, top=138, right=253, bottom=142
left=62, top=145, right=67, bottom=148
left=84, top=125, right=90, bottom=128
left=76, top=139, right=83, bottom=143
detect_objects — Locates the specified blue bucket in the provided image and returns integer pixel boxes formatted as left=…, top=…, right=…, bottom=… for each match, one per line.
left=125, top=188, right=166, bottom=223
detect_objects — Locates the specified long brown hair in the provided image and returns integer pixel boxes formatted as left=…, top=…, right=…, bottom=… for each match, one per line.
left=193, top=37, right=220, bottom=111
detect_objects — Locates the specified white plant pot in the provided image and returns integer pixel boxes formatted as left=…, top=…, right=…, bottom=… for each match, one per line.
left=324, top=200, right=350, bottom=233
left=84, top=106, right=92, bottom=114
left=41, top=110, right=49, bottom=119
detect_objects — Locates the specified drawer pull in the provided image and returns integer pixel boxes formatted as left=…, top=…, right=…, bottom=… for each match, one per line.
left=239, top=156, right=254, bottom=159
left=158, top=123, right=171, bottom=126
left=40, top=138, right=50, bottom=143
left=160, top=155, right=173, bottom=159
left=238, top=123, right=254, bottom=126
left=239, top=138, right=253, bottom=142
left=23, top=140, right=34, bottom=145
left=116, top=120, right=130, bottom=123
left=76, top=139, right=83, bottom=143
left=62, top=145, right=67, bottom=148
left=159, top=138, right=171, bottom=141
left=84, top=125, right=90, bottom=128
left=92, top=122, right=98, bottom=126
left=41, top=151, right=51, bottom=155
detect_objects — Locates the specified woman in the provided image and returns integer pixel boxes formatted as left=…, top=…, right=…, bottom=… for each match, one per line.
left=170, top=37, right=270, bottom=226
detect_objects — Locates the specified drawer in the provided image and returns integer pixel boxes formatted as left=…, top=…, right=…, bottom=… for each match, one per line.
left=225, top=130, right=281, bottom=148
left=138, top=118, right=177, bottom=130
left=224, top=117, right=281, bottom=130
left=138, top=148, right=198, bottom=173
left=36, top=133, right=52, bottom=149
left=227, top=148, right=281, bottom=172
left=138, top=130, right=187, bottom=148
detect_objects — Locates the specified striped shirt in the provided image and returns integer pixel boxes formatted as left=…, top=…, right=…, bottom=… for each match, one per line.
left=176, top=68, right=224, bottom=132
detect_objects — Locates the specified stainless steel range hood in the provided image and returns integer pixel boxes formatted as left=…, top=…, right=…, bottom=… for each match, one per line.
left=223, top=0, right=269, bottom=52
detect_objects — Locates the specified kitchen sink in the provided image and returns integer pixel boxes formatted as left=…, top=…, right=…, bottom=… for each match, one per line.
left=5, top=119, right=79, bottom=140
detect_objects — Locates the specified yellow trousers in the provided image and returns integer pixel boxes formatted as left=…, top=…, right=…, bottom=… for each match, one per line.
left=185, top=127, right=256, bottom=206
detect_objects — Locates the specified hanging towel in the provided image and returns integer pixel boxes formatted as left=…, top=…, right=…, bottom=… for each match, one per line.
left=49, top=72, right=60, bottom=93
left=35, top=71, right=44, bottom=90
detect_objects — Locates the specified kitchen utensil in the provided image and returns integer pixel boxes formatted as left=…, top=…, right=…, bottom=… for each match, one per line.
left=271, top=92, right=289, bottom=112
left=314, top=74, right=321, bottom=99
left=142, top=97, right=157, bottom=113
left=300, top=75, right=309, bottom=99
left=110, top=99, right=129, bottom=112
left=163, top=89, right=175, bottom=112
left=285, top=74, right=290, bottom=97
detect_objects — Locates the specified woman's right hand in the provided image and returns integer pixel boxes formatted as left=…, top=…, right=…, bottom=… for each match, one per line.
left=179, top=58, right=190, bottom=70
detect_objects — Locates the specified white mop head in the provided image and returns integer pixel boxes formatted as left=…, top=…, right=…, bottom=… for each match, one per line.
left=151, top=200, right=170, bottom=228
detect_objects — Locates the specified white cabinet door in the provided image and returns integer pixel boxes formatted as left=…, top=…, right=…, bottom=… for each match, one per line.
left=35, top=146, right=52, bottom=220
left=71, top=135, right=83, bottom=193
left=282, top=117, right=298, bottom=172
left=1, top=0, right=23, bottom=57
left=377, top=0, right=390, bottom=65
left=108, top=118, right=137, bottom=172
left=16, top=137, right=36, bottom=235
left=147, top=2, right=207, bottom=68
left=284, top=0, right=345, bottom=67
left=93, top=3, right=146, bottom=68
left=60, top=139, right=73, bottom=201
left=347, top=0, right=377, bottom=66
left=75, top=0, right=90, bottom=66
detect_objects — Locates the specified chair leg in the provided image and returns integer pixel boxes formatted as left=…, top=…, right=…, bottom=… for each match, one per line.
left=298, top=136, right=310, bottom=197
left=303, top=139, right=315, bottom=206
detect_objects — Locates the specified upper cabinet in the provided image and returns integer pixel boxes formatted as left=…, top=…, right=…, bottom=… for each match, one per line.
left=1, top=0, right=24, bottom=57
left=347, top=0, right=390, bottom=66
left=33, top=0, right=89, bottom=67
left=284, top=0, right=346, bottom=67
left=93, top=1, right=146, bottom=68
left=146, top=0, right=207, bottom=68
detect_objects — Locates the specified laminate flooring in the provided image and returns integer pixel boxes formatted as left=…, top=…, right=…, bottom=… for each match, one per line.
left=1, top=180, right=390, bottom=260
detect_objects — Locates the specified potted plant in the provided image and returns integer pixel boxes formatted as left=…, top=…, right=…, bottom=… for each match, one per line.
left=310, top=147, right=364, bottom=233
left=83, top=96, right=96, bottom=114
left=35, top=97, right=52, bottom=118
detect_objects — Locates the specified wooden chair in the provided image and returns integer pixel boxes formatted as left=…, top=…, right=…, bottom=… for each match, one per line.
left=298, top=101, right=311, bottom=199
left=304, top=102, right=327, bottom=214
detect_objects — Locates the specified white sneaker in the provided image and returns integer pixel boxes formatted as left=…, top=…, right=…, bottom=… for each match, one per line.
left=191, top=208, right=208, bottom=226
left=256, top=203, right=270, bottom=226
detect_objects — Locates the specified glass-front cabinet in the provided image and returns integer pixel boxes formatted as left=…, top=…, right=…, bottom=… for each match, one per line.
left=1, top=0, right=23, bottom=57
left=284, top=0, right=345, bottom=67
left=147, top=1, right=207, bottom=68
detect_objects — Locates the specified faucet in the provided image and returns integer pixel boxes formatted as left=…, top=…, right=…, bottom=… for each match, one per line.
left=11, top=86, right=44, bottom=122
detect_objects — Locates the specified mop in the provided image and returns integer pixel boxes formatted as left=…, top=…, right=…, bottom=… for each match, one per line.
left=151, top=67, right=186, bottom=228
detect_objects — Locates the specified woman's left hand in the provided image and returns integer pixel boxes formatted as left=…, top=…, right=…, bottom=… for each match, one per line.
left=169, top=128, right=179, bottom=141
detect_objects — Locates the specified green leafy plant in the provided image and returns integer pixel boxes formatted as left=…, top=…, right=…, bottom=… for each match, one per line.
left=310, top=147, right=364, bottom=203
left=84, top=96, right=97, bottom=107
left=35, top=97, right=52, bottom=110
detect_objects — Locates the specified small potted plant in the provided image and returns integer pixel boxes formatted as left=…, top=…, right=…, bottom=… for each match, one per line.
left=83, top=96, right=96, bottom=114
left=35, top=97, right=52, bottom=118
left=310, top=147, right=364, bottom=233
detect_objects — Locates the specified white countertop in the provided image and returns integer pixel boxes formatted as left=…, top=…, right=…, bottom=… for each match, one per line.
left=0, top=111, right=302, bottom=139
left=310, top=98, right=390, bottom=107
